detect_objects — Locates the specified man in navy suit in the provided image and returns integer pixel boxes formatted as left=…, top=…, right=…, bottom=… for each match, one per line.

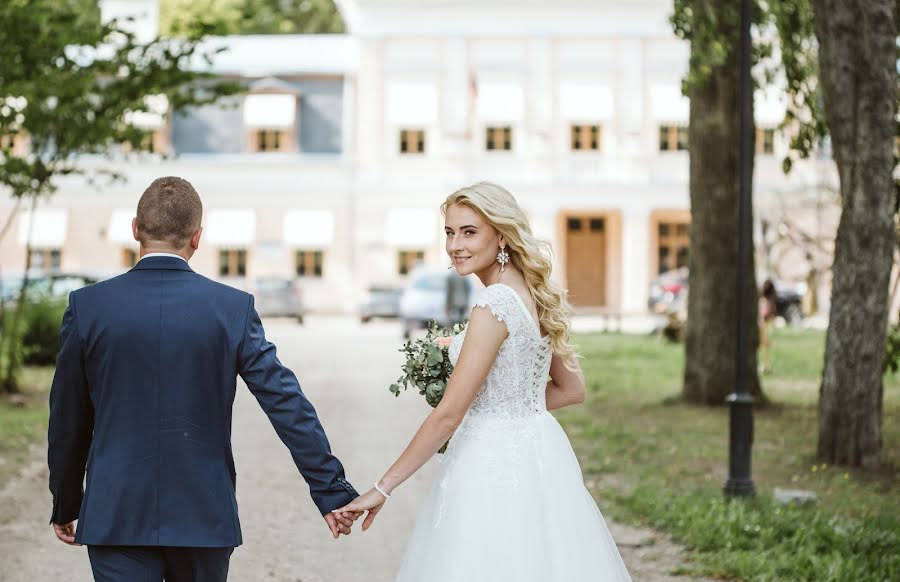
left=47, top=176, right=358, bottom=581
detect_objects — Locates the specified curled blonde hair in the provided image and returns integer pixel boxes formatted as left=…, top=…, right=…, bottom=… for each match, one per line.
left=441, top=182, right=578, bottom=367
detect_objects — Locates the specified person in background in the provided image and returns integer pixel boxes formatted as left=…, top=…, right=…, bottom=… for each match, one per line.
left=759, top=278, right=777, bottom=373
left=445, top=268, right=471, bottom=327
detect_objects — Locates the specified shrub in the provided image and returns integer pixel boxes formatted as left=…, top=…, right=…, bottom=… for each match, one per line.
left=19, top=299, right=66, bottom=365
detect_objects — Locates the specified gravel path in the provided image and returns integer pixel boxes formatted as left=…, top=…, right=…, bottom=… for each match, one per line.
left=0, top=317, right=706, bottom=581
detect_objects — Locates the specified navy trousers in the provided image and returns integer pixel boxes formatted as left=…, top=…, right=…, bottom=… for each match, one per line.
left=87, top=546, right=234, bottom=582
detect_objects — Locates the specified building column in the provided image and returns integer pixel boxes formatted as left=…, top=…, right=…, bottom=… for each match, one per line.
left=620, top=206, right=651, bottom=312
left=355, top=39, right=383, bottom=180
left=617, top=37, right=644, bottom=155
left=527, top=38, right=554, bottom=160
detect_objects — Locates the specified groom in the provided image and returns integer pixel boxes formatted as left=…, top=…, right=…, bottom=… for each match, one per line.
left=47, top=176, right=358, bottom=581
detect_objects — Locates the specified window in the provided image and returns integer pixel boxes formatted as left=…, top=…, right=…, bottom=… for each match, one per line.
left=570, top=124, right=601, bottom=151
left=218, top=249, right=247, bottom=277
left=485, top=126, right=512, bottom=151
left=398, top=250, right=425, bottom=275
left=253, top=129, right=287, bottom=153
left=399, top=129, right=426, bottom=154
left=295, top=250, right=324, bottom=278
left=119, top=128, right=169, bottom=155
left=30, top=248, right=61, bottom=272
left=144, top=129, right=169, bottom=155
left=658, top=222, right=690, bottom=274
left=0, top=132, right=25, bottom=153
left=122, top=248, right=138, bottom=268
left=756, top=128, right=775, bottom=155
left=659, top=125, right=688, bottom=152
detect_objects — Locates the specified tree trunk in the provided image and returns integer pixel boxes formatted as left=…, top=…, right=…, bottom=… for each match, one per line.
left=814, top=0, right=896, bottom=469
left=682, top=0, right=763, bottom=405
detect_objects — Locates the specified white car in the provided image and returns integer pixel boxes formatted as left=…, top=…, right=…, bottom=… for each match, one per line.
left=399, top=267, right=479, bottom=339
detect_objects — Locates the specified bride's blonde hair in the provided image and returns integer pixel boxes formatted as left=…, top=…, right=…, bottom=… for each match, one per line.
left=441, top=182, right=578, bottom=367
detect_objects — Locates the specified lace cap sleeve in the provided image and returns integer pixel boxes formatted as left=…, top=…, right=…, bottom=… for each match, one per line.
left=472, top=284, right=522, bottom=336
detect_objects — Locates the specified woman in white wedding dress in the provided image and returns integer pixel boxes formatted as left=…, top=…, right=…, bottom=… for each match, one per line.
left=335, top=182, right=631, bottom=581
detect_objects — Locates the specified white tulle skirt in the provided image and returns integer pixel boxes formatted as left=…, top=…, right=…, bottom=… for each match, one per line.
left=395, top=411, right=632, bottom=582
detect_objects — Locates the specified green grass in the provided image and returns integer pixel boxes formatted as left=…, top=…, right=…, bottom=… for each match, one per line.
left=0, top=366, right=53, bottom=485
left=560, top=329, right=900, bottom=581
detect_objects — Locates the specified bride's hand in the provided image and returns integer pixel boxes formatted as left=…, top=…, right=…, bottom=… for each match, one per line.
left=333, top=487, right=387, bottom=531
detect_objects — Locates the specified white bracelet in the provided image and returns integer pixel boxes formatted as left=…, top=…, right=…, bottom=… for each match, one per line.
left=374, top=481, right=391, bottom=499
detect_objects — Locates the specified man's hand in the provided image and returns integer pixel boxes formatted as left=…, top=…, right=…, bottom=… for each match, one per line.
left=333, top=488, right=387, bottom=532
left=323, top=511, right=359, bottom=539
left=52, top=521, right=80, bottom=546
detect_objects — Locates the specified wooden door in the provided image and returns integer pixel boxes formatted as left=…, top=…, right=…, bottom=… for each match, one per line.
left=565, top=215, right=607, bottom=307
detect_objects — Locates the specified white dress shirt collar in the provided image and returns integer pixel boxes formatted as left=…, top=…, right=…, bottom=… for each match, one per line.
left=139, top=252, right=188, bottom=264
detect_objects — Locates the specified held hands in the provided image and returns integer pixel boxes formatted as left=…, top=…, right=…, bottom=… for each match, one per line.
left=332, top=487, right=388, bottom=532
left=324, top=510, right=362, bottom=540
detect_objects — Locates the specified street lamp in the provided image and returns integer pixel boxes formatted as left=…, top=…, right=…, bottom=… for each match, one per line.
left=724, top=0, right=756, bottom=498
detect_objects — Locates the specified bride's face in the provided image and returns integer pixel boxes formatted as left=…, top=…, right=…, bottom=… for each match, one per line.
left=444, top=203, right=503, bottom=277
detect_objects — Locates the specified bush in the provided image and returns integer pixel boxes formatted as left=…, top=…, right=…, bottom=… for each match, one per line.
left=14, top=299, right=66, bottom=366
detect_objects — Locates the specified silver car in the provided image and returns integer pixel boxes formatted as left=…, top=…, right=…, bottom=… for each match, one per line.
left=399, top=267, right=478, bottom=339
left=250, top=277, right=305, bottom=324
left=360, top=285, right=402, bottom=323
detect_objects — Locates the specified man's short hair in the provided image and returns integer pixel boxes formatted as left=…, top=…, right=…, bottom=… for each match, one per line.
left=136, top=177, right=202, bottom=249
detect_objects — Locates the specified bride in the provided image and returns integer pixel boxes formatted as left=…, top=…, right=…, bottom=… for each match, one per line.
left=336, top=182, right=632, bottom=581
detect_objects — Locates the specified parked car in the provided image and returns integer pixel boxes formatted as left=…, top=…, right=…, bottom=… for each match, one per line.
left=250, top=277, right=305, bottom=323
left=0, top=275, right=23, bottom=302
left=360, top=284, right=402, bottom=323
left=648, top=269, right=804, bottom=325
left=399, top=267, right=478, bottom=339
left=1, top=272, right=100, bottom=303
left=647, top=268, right=688, bottom=314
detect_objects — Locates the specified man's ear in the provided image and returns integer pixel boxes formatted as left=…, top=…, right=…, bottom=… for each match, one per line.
left=132, top=218, right=140, bottom=242
left=190, top=226, right=202, bottom=250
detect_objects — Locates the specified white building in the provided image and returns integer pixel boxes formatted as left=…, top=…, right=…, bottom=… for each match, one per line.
left=0, top=0, right=834, bottom=314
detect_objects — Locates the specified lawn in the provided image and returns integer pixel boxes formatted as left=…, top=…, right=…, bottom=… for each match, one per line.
left=559, top=329, right=900, bottom=581
left=0, top=366, right=53, bottom=486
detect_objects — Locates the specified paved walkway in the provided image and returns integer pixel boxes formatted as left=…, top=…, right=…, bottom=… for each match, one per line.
left=0, top=316, right=706, bottom=581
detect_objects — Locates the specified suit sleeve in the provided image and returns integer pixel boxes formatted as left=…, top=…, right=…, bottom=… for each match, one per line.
left=237, top=295, right=358, bottom=514
left=47, top=293, right=94, bottom=524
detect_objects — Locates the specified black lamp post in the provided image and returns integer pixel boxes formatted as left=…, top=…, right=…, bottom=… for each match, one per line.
left=724, top=0, right=756, bottom=498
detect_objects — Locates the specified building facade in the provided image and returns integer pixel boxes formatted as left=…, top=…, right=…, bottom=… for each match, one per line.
left=0, top=0, right=833, bottom=314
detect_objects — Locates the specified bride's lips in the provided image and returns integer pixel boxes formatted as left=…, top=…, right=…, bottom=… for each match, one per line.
left=453, top=257, right=470, bottom=265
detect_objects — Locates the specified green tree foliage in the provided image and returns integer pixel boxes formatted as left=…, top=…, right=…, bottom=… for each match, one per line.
left=672, top=1, right=830, bottom=171
left=160, top=0, right=345, bottom=37
left=0, top=0, right=240, bottom=393
left=0, top=0, right=238, bottom=199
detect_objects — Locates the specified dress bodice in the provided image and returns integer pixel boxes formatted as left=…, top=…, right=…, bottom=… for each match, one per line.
left=449, top=284, right=552, bottom=423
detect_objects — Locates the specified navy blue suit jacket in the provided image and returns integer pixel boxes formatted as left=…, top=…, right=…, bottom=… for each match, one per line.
left=47, top=256, right=357, bottom=547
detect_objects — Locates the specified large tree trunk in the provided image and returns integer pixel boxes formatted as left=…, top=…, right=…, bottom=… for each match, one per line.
left=814, top=0, right=896, bottom=469
left=682, top=0, right=763, bottom=405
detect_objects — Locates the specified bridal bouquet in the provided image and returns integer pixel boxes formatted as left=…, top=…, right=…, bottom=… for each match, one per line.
left=389, top=321, right=463, bottom=452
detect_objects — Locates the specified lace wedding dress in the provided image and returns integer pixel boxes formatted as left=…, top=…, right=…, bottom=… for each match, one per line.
left=395, top=283, right=632, bottom=581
